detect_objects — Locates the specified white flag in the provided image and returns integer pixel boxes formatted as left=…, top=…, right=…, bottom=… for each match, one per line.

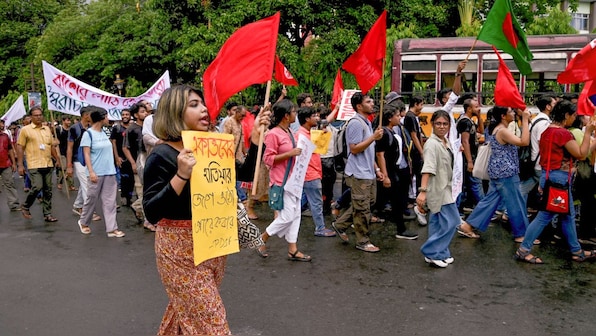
left=1, top=95, right=27, bottom=126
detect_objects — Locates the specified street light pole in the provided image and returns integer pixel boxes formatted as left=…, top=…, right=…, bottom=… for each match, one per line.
left=114, top=74, right=125, bottom=97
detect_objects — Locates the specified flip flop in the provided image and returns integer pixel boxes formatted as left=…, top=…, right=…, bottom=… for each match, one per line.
left=457, top=225, right=480, bottom=239
left=44, top=215, right=58, bottom=222
left=78, top=220, right=91, bottom=235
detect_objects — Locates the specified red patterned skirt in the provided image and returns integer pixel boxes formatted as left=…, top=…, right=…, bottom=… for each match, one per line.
left=155, top=219, right=230, bottom=335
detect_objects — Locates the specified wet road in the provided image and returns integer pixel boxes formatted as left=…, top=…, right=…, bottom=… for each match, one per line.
left=1, top=178, right=595, bottom=336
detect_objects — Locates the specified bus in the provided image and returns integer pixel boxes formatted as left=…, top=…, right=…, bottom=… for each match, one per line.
left=391, top=34, right=596, bottom=135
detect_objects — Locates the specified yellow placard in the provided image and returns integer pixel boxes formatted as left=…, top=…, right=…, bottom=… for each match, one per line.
left=182, top=131, right=239, bottom=266
left=310, top=129, right=331, bottom=154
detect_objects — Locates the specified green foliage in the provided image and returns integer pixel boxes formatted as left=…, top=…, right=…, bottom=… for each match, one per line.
left=526, top=7, right=578, bottom=35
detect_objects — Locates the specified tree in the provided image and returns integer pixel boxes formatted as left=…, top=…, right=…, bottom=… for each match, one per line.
left=526, top=7, right=578, bottom=35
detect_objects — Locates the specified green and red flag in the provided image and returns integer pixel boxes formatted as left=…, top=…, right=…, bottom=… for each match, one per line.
left=477, top=0, right=533, bottom=75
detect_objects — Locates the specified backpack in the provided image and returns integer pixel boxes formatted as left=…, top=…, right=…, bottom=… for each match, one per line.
left=518, top=117, right=548, bottom=180
left=333, top=117, right=366, bottom=174
left=77, top=130, right=93, bottom=167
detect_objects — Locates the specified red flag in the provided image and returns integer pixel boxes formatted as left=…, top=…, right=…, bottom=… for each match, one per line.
left=274, top=55, right=298, bottom=86
left=577, top=80, right=596, bottom=116
left=342, top=11, right=386, bottom=94
left=203, top=13, right=280, bottom=120
left=493, top=47, right=526, bottom=109
left=330, top=69, right=343, bottom=109
left=557, top=38, right=596, bottom=84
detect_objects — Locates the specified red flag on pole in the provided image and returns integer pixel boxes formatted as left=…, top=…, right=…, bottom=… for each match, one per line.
left=577, top=80, right=596, bottom=116
left=493, top=47, right=526, bottom=109
left=342, top=10, right=387, bottom=94
left=330, top=69, right=343, bottom=110
left=203, top=12, right=280, bottom=120
left=274, top=55, right=298, bottom=86
left=557, top=38, right=596, bottom=84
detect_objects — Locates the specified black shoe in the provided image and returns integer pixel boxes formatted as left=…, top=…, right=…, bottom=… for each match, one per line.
left=395, top=230, right=418, bottom=240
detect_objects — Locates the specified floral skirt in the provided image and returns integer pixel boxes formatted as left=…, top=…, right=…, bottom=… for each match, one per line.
left=155, top=220, right=230, bottom=335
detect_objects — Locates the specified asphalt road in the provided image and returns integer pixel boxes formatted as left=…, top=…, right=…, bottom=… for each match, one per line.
left=1, top=176, right=595, bottom=336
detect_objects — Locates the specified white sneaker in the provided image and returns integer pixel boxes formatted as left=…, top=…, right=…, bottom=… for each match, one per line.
left=414, top=206, right=428, bottom=226
left=424, top=256, right=454, bottom=265
left=424, top=257, right=448, bottom=268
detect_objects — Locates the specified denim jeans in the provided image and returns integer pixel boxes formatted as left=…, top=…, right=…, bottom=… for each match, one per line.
left=420, top=203, right=459, bottom=260
left=520, top=169, right=540, bottom=204
left=521, top=169, right=581, bottom=253
left=466, top=174, right=529, bottom=238
left=456, top=170, right=485, bottom=208
left=302, top=179, right=325, bottom=232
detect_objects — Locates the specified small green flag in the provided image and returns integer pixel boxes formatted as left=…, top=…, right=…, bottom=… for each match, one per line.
left=478, top=0, right=533, bottom=75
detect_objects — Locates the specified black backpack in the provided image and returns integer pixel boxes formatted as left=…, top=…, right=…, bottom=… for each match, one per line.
left=518, top=117, right=548, bottom=180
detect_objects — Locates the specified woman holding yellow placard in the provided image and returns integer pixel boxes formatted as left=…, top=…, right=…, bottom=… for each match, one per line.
left=143, top=85, right=269, bottom=335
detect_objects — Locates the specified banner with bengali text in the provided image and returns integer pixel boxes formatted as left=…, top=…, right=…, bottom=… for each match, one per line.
left=182, top=131, right=239, bottom=266
left=336, top=89, right=360, bottom=120
left=42, top=61, right=170, bottom=120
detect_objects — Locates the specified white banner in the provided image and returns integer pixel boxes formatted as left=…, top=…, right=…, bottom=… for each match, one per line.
left=42, top=61, right=170, bottom=120
left=1, top=95, right=27, bottom=126
left=336, top=89, right=360, bottom=121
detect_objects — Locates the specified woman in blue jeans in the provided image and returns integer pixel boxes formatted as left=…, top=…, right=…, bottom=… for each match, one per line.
left=516, top=101, right=596, bottom=263
left=458, top=106, right=531, bottom=242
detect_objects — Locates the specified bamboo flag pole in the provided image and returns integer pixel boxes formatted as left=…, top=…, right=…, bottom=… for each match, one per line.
left=377, top=56, right=386, bottom=129
left=49, top=110, right=70, bottom=199
left=251, top=80, right=272, bottom=196
left=465, top=37, right=479, bottom=61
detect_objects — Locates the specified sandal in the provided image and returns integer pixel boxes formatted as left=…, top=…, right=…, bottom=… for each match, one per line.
left=514, top=248, right=544, bottom=264
left=288, top=250, right=312, bottom=262
left=21, top=208, right=32, bottom=219
left=57, top=184, right=63, bottom=191
left=514, top=237, right=541, bottom=245
left=44, top=215, right=58, bottom=222
left=371, top=216, right=385, bottom=223
left=78, top=220, right=91, bottom=235
left=571, top=249, right=596, bottom=262
left=143, top=223, right=157, bottom=232
left=457, top=224, right=480, bottom=239
left=256, top=245, right=269, bottom=258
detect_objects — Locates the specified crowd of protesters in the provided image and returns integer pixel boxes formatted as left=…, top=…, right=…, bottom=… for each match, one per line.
left=3, top=77, right=596, bottom=334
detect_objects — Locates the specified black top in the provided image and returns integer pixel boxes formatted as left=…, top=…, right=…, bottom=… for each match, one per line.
left=456, top=116, right=479, bottom=162
left=123, top=123, right=144, bottom=161
left=375, top=127, right=399, bottom=179
left=110, top=124, right=128, bottom=159
left=56, top=125, right=69, bottom=156
left=143, top=144, right=192, bottom=223
left=403, top=111, right=422, bottom=159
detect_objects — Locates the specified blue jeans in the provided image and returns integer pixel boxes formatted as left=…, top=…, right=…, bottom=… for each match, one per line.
left=236, top=181, right=247, bottom=202
left=520, top=169, right=540, bottom=204
left=420, top=203, right=459, bottom=260
left=466, top=175, right=529, bottom=238
left=521, top=169, right=581, bottom=253
left=456, top=171, right=485, bottom=208
left=302, top=179, right=326, bottom=232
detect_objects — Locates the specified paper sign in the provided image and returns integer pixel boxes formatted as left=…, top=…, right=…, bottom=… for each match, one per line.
left=336, top=89, right=361, bottom=120
left=284, top=134, right=315, bottom=197
left=310, top=129, right=331, bottom=154
left=182, top=131, right=239, bottom=266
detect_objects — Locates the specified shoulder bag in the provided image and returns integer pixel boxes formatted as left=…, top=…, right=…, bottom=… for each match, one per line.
left=538, top=132, right=572, bottom=214
left=268, top=130, right=296, bottom=211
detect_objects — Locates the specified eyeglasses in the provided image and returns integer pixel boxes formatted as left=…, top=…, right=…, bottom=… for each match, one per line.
left=434, top=122, right=449, bottom=127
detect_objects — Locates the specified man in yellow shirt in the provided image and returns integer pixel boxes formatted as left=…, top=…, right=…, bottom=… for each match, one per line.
left=16, top=106, right=61, bottom=222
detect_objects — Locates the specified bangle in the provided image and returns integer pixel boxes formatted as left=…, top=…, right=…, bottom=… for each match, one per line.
left=176, top=173, right=190, bottom=181
left=455, top=73, right=462, bottom=77
left=418, top=187, right=428, bottom=192
left=375, top=168, right=381, bottom=172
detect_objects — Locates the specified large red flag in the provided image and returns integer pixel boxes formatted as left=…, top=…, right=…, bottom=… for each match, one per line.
left=203, top=13, right=280, bottom=120
left=577, top=80, right=596, bottom=116
left=330, top=69, right=343, bottom=110
left=274, top=55, right=298, bottom=86
left=557, top=38, right=596, bottom=84
left=342, top=10, right=386, bottom=94
left=493, top=47, right=526, bottom=109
